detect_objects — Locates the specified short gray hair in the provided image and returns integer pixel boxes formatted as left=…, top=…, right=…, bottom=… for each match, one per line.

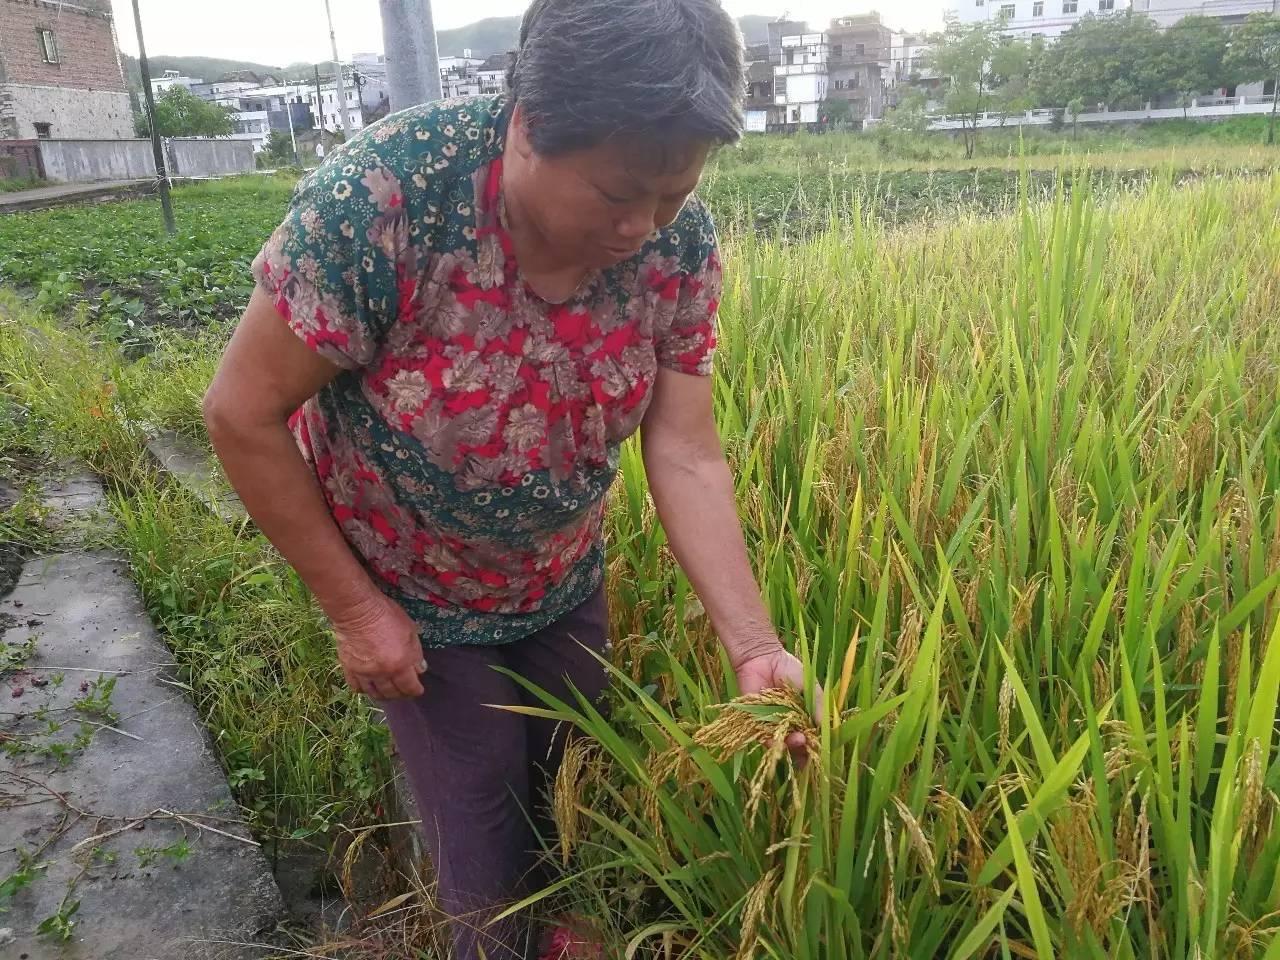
left=507, top=0, right=745, bottom=158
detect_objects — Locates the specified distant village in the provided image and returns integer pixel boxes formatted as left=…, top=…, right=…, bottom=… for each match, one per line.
left=144, top=48, right=510, bottom=158
left=0, top=0, right=1275, bottom=169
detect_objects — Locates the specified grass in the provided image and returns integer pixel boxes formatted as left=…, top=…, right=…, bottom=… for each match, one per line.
left=0, top=175, right=295, bottom=345
left=3, top=141, right=1278, bottom=341
left=0, top=157, right=1279, bottom=956
left=0, top=176, right=45, bottom=194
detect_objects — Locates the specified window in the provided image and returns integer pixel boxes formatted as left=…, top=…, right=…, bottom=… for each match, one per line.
left=34, top=122, right=52, bottom=139
left=831, top=43, right=842, bottom=58
left=1097, top=0, right=1114, bottom=8
left=851, top=73, right=861, bottom=87
left=1033, top=1, right=1044, bottom=14
left=1063, top=0, right=1077, bottom=10
left=1000, top=3, right=1016, bottom=17
left=975, top=0, right=983, bottom=5
left=855, top=43, right=865, bottom=56
left=37, top=28, right=59, bottom=64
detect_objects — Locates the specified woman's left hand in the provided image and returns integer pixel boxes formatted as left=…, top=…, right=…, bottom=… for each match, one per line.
left=733, top=646, right=823, bottom=766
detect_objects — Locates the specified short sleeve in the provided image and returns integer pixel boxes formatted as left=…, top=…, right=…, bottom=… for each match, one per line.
left=252, top=144, right=411, bottom=369
left=655, top=207, right=722, bottom=377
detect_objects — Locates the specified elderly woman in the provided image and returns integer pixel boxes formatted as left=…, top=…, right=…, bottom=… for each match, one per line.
left=204, top=0, right=807, bottom=957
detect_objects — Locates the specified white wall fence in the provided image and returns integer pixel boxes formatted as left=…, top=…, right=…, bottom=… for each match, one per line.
left=15, top=138, right=256, bottom=185
left=927, top=96, right=1278, bottom=131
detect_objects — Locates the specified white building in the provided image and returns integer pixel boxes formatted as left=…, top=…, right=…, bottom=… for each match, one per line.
left=351, top=53, right=392, bottom=117
left=151, top=70, right=203, bottom=95
left=439, top=53, right=487, bottom=99
left=892, top=33, right=936, bottom=82
left=209, top=80, right=260, bottom=97
left=310, top=81, right=364, bottom=133
left=477, top=53, right=509, bottom=97
left=952, top=0, right=1130, bottom=40
left=229, top=110, right=271, bottom=152
left=1133, top=0, right=1273, bottom=27
left=774, top=32, right=830, bottom=125
left=352, top=52, right=388, bottom=83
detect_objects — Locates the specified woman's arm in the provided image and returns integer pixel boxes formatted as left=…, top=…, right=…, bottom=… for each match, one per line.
left=204, top=287, right=425, bottom=700
left=641, top=368, right=811, bottom=727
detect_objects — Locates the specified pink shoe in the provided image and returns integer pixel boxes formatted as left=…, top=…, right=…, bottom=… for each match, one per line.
left=538, top=923, right=604, bottom=960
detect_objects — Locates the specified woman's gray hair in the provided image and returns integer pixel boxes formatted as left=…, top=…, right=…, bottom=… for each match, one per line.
left=506, top=0, right=745, bottom=157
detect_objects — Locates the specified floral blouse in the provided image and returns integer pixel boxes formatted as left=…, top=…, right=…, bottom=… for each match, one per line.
left=251, top=95, right=722, bottom=647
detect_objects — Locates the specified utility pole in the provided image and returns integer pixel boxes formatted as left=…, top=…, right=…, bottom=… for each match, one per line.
left=314, top=64, right=325, bottom=133
left=285, top=92, right=299, bottom=166
left=322, top=0, right=352, bottom=139
left=130, top=0, right=175, bottom=235
left=379, top=0, right=443, bottom=111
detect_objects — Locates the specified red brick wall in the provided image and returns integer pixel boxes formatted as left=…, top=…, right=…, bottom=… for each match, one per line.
left=0, top=0, right=125, bottom=92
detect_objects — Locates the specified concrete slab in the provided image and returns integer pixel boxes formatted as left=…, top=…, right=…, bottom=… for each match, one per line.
left=0, top=181, right=152, bottom=215
left=143, top=431, right=247, bottom=525
left=1, top=526, right=285, bottom=957
left=38, top=464, right=113, bottom=537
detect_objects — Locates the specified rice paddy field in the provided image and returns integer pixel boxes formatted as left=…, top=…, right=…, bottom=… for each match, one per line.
left=2, top=140, right=1280, bottom=958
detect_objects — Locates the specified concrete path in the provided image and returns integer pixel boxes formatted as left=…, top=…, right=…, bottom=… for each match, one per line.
left=0, top=181, right=152, bottom=214
left=0, top=470, right=285, bottom=959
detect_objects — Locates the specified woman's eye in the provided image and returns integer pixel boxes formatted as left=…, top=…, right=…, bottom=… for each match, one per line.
left=600, top=189, right=632, bottom=205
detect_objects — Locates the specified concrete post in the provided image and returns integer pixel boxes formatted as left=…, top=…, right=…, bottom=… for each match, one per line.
left=379, top=0, right=443, bottom=112
left=323, top=0, right=352, bottom=139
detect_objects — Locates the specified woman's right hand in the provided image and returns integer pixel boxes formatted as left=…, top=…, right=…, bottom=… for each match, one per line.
left=331, top=589, right=427, bottom=701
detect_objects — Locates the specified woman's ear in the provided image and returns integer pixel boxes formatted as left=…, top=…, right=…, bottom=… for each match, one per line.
left=508, top=102, right=535, bottom=161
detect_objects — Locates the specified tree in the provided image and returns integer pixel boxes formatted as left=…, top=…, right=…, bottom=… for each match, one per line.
left=263, top=131, right=297, bottom=165
left=1226, top=12, right=1280, bottom=145
left=875, top=89, right=932, bottom=159
left=1066, top=96, right=1085, bottom=139
left=1032, top=12, right=1165, bottom=110
left=992, top=35, right=1042, bottom=123
left=1156, top=16, right=1228, bottom=118
left=928, top=21, right=1035, bottom=159
left=821, top=96, right=854, bottom=128
left=147, top=86, right=236, bottom=138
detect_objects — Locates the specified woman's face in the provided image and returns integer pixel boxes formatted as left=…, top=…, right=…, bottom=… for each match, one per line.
left=506, top=107, right=711, bottom=270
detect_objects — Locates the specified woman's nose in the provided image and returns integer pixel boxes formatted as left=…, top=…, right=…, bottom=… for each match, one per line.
left=616, top=208, right=656, bottom=241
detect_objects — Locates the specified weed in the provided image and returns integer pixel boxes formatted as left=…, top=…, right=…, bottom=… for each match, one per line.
left=135, top=839, right=193, bottom=868
left=35, top=895, right=79, bottom=941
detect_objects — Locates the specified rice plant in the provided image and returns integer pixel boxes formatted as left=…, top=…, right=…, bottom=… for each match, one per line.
left=526, top=174, right=1280, bottom=959
left=2, top=168, right=1280, bottom=957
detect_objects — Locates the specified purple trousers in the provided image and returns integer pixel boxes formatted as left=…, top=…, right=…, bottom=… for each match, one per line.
left=379, top=588, right=610, bottom=960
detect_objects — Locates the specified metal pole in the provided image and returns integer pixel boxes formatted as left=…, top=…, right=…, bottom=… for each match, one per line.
left=323, top=0, right=352, bottom=139
left=314, top=65, right=325, bottom=131
left=379, top=0, right=443, bottom=111
left=130, top=0, right=175, bottom=235
left=285, top=92, right=299, bottom=165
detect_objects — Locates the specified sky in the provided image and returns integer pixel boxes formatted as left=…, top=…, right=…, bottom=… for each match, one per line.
left=109, top=0, right=947, bottom=66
